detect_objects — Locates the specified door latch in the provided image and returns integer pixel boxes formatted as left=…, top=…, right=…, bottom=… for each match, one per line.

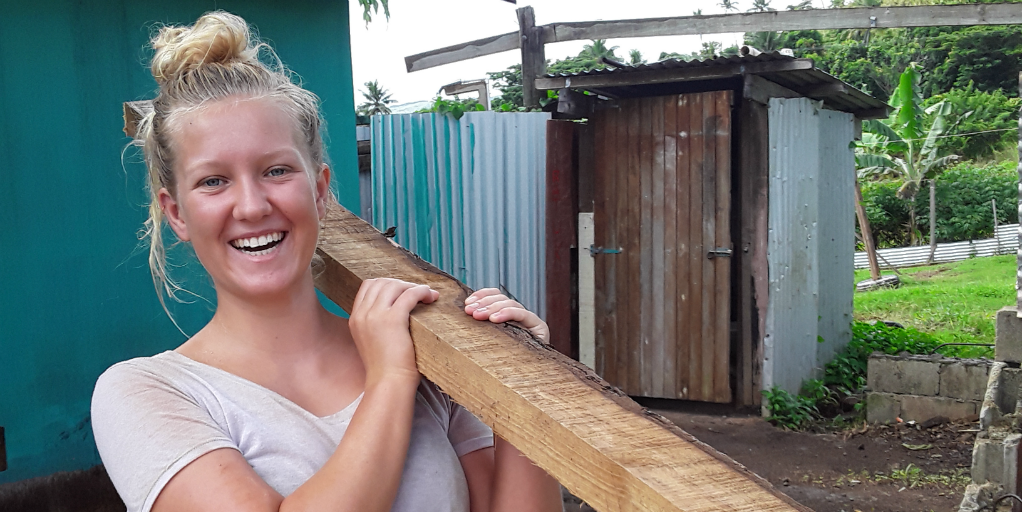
left=589, top=245, right=622, bottom=256
left=707, top=247, right=733, bottom=259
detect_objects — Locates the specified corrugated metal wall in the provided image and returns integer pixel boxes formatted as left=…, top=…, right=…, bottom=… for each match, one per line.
left=815, top=109, right=856, bottom=371
left=764, top=98, right=855, bottom=395
left=370, top=111, right=550, bottom=318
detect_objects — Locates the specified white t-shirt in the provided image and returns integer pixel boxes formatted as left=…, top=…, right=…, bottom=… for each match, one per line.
left=91, top=351, right=493, bottom=512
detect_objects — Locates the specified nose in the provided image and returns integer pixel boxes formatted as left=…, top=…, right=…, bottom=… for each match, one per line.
left=232, top=176, right=273, bottom=221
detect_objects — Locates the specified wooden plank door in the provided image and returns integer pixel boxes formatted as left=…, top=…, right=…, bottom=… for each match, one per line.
left=592, top=91, right=732, bottom=403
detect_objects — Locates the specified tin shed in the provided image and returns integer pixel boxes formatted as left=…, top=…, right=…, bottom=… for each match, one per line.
left=537, top=53, right=889, bottom=407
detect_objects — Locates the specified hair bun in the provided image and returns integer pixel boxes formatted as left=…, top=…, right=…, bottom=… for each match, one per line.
left=150, top=11, right=257, bottom=85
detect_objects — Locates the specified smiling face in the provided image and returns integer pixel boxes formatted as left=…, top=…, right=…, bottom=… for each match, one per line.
left=158, top=96, right=330, bottom=303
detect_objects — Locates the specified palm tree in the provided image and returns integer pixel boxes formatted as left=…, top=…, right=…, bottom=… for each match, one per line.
left=629, top=49, right=645, bottom=65
left=718, top=0, right=739, bottom=12
left=358, top=80, right=395, bottom=115
left=745, top=31, right=783, bottom=52
left=748, top=0, right=776, bottom=12
left=856, top=64, right=960, bottom=256
left=787, top=0, right=813, bottom=9
left=580, top=39, right=620, bottom=62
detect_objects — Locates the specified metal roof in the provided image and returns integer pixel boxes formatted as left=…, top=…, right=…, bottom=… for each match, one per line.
left=538, top=52, right=889, bottom=118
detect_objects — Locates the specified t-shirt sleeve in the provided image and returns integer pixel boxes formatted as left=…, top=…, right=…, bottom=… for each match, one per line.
left=447, top=400, right=494, bottom=457
left=91, top=360, right=238, bottom=512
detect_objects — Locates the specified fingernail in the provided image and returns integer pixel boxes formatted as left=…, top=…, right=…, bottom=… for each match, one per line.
left=477, top=306, right=488, bottom=313
left=466, top=295, right=477, bottom=304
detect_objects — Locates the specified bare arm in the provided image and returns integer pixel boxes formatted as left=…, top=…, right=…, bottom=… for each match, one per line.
left=462, top=289, right=563, bottom=512
left=153, top=280, right=436, bottom=512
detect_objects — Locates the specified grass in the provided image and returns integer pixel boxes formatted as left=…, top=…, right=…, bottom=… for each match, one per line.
left=853, top=254, right=1017, bottom=357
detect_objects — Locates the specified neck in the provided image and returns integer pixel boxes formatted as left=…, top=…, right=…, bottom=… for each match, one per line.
left=202, top=274, right=336, bottom=357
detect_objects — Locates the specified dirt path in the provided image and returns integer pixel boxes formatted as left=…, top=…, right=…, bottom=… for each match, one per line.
left=563, top=406, right=975, bottom=512
left=655, top=409, right=975, bottom=512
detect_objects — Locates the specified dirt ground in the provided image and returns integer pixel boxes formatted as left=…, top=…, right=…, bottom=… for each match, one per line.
left=566, top=404, right=977, bottom=512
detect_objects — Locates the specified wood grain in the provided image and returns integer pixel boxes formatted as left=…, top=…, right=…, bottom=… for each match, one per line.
left=314, top=205, right=809, bottom=512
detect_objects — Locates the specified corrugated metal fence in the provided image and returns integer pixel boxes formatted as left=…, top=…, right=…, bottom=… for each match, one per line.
left=854, top=224, right=1021, bottom=269
left=370, top=111, right=550, bottom=318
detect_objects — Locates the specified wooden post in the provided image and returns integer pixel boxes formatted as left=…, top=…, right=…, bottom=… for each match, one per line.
left=517, top=6, right=546, bottom=109
left=928, top=179, right=937, bottom=264
left=545, top=120, right=577, bottom=358
left=854, top=178, right=881, bottom=281
left=314, top=205, right=808, bottom=512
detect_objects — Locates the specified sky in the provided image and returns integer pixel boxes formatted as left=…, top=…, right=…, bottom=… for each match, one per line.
left=346, top=0, right=824, bottom=109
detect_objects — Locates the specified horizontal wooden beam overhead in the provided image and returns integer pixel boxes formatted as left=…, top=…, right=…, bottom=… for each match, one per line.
left=545, top=3, right=1021, bottom=41
left=314, top=206, right=809, bottom=512
left=534, top=59, right=813, bottom=91
left=405, top=31, right=519, bottom=72
left=404, top=3, right=1022, bottom=72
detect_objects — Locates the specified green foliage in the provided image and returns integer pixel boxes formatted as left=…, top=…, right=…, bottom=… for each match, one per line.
left=416, top=96, right=484, bottom=120
left=854, top=255, right=1015, bottom=354
left=823, top=321, right=941, bottom=397
left=761, top=386, right=818, bottom=430
left=487, top=64, right=523, bottom=109
left=922, top=85, right=1021, bottom=161
left=859, top=161, right=1019, bottom=247
left=357, top=0, right=389, bottom=25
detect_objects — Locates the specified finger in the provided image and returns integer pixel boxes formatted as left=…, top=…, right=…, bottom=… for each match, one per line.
left=391, top=284, right=439, bottom=313
left=354, top=279, right=381, bottom=313
left=369, top=279, right=419, bottom=309
left=484, top=306, right=537, bottom=325
left=471, top=299, right=525, bottom=320
left=465, top=294, right=519, bottom=315
left=465, top=287, right=501, bottom=305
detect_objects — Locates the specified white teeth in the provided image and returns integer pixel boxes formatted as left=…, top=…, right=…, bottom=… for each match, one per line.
left=231, top=232, right=285, bottom=250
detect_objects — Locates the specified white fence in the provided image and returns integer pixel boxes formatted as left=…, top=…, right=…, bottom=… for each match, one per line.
left=854, top=224, right=1021, bottom=269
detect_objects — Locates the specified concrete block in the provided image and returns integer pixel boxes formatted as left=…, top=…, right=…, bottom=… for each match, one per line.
left=867, top=356, right=900, bottom=392
left=1003, top=435, right=1021, bottom=495
left=997, top=367, right=1022, bottom=415
left=940, top=362, right=992, bottom=401
left=865, top=392, right=900, bottom=424
left=900, top=395, right=978, bottom=423
left=995, top=306, right=1022, bottom=364
left=972, top=437, right=1005, bottom=484
left=867, top=356, right=940, bottom=395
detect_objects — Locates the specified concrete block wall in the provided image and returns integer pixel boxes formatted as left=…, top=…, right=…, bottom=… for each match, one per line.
left=866, top=354, right=993, bottom=423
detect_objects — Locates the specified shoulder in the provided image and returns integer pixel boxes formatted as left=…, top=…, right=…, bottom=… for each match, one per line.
left=92, top=352, right=194, bottom=406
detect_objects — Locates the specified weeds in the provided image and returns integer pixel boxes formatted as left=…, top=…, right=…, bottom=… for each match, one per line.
left=761, top=386, right=818, bottom=430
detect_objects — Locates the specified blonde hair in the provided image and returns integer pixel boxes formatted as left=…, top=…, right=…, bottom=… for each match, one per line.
left=134, top=11, right=328, bottom=313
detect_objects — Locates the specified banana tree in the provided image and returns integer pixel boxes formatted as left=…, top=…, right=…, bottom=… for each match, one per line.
left=856, top=63, right=961, bottom=261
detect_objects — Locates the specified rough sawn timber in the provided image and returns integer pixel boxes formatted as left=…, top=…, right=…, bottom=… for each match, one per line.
left=314, top=206, right=808, bottom=512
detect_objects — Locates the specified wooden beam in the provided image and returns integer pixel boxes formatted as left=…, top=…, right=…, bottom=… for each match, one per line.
left=535, top=59, right=813, bottom=91
left=404, top=4, right=1021, bottom=72
left=405, top=31, right=519, bottom=73
left=314, top=205, right=809, bottom=512
left=742, top=74, right=802, bottom=106
left=546, top=3, right=1021, bottom=41
left=519, top=6, right=547, bottom=109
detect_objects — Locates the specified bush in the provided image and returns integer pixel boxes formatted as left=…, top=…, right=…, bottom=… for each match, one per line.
left=824, top=321, right=942, bottom=395
left=922, top=85, right=1021, bottom=162
left=858, top=161, right=1019, bottom=247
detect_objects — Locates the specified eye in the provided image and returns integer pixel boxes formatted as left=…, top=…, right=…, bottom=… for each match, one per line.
left=267, top=167, right=289, bottom=177
left=200, top=177, right=224, bottom=188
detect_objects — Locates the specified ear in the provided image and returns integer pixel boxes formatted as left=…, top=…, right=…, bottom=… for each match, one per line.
left=158, top=187, right=190, bottom=242
left=315, top=164, right=331, bottom=220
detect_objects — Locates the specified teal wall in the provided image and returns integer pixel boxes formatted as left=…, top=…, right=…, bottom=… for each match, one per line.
left=0, top=0, right=357, bottom=482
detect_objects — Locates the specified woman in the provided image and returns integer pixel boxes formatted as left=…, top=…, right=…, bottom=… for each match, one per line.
left=91, top=11, right=562, bottom=512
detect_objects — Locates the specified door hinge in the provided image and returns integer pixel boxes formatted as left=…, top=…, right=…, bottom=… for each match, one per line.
left=589, top=245, right=622, bottom=256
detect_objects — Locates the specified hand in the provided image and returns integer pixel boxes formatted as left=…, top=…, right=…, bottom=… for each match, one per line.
left=463, top=288, right=549, bottom=344
left=348, top=278, right=440, bottom=386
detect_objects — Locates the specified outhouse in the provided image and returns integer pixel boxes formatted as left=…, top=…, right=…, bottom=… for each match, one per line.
left=538, top=53, right=889, bottom=407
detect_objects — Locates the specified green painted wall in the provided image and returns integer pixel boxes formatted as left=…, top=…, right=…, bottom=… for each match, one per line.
left=0, top=0, right=357, bottom=482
